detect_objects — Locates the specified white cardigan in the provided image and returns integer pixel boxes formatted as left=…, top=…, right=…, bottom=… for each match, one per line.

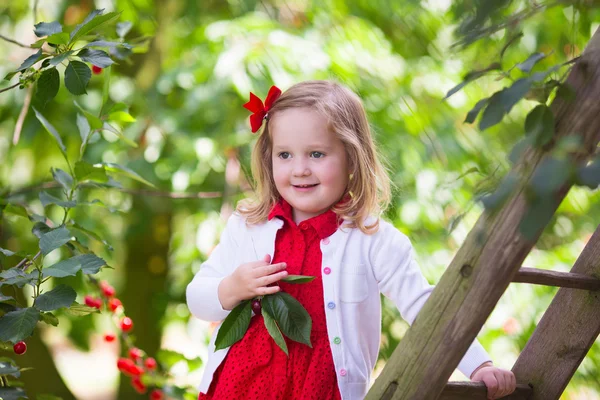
left=186, top=212, right=491, bottom=400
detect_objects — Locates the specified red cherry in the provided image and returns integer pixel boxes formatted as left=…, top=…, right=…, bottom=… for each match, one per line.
left=100, top=281, right=116, bottom=297
left=129, top=364, right=145, bottom=376
left=13, top=341, right=27, bottom=355
left=144, top=357, right=157, bottom=370
left=131, top=376, right=147, bottom=394
left=109, top=298, right=123, bottom=312
left=120, top=317, right=133, bottom=332
left=117, top=357, right=135, bottom=374
left=92, top=65, right=103, bottom=75
left=150, top=389, right=163, bottom=400
left=104, top=333, right=116, bottom=342
left=129, top=347, right=143, bottom=361
left=251, top=299, right=261, bottom=315
left=84, top=295, right=96, bottom=307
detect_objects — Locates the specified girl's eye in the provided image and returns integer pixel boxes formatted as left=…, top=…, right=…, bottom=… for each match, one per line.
left=310, top=151, right=324, bottom=158
left=278, top=152, right=290, bottom=159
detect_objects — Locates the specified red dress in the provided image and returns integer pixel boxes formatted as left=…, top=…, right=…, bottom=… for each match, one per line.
left=198, top=198, right=343, bottom=400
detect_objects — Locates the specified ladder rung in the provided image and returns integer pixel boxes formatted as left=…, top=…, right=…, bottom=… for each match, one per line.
left=440, top=382, right=532, bottom=399
left=513, top=267, right=600, bottom=290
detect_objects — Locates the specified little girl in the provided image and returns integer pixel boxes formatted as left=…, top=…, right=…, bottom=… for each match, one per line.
left=186, top=81, right=516, bottom=400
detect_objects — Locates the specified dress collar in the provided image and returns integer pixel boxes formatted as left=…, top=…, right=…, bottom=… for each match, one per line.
left=268, top=197, right=344, bottom=239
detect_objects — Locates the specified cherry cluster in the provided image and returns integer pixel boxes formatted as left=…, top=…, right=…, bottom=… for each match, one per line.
left=84, top=280, right=165, bottom=398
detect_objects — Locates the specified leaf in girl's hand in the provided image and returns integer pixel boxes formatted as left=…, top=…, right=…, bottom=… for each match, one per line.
left=262, top=292, right=312, bottom=348
left=214, top=301, right=252, bottom=351
left=280, top=275, right=315, bottom=284
left=261, top=308, right=288, bottom=356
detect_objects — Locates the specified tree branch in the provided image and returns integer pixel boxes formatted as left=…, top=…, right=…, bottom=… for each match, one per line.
left=13, top=86, right=32, bottom=145
left=4, top=181, right=224, bottom=200
left=0, top=82, right=20, bottom=94
left=0, top=34, right=34, bottom=49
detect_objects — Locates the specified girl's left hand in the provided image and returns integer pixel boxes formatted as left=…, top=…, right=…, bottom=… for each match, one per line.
left=470, top=362, right=516, bottom=399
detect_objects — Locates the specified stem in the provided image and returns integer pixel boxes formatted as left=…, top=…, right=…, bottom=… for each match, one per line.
left=12, top=86, right=33, bottom=145
left=0, top=83, right=20, bottom=94
left=0, top=34, right=34, bottom=49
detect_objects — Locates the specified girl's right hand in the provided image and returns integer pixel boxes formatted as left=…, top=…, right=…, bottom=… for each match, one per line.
left=218, top=254, right=287, bottom=310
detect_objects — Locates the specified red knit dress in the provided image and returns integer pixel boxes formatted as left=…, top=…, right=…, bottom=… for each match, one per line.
left=198, top=198, right=342, bottom=400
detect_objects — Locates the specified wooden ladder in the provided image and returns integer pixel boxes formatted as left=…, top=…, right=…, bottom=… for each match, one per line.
left=365, top=27, right=600, bottom=400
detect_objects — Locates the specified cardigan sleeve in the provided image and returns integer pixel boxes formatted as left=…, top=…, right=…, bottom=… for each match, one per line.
left=371, top=223, right=492, bottom=379
left=186, top=213, right=241, bottom=322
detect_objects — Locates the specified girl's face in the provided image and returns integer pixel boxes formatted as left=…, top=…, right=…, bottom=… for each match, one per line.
left=270, top=107, right=350, bottom=224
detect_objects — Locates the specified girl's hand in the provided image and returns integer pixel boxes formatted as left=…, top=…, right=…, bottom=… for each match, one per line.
left=218, top=254, right=287, bottom=310
left=470, top=362, right=517, bottom=399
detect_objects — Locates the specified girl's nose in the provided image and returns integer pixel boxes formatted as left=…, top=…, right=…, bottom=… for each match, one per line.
left=292, top=158, right=310, bottom=177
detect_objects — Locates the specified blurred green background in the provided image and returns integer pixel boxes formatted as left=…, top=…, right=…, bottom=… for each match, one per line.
left=1, top=0, right=599, bottom=398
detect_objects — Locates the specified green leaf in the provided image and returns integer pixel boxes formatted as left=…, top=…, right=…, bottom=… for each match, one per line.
left=444, top=62, right=500, bottom=99
left=43, top=254, right=106, bottom=278
left=49, top=50, right=74, bottom=67
left=34, top=21, right=62, bottom=37
left=34, top=285, right=77, bottom=311
left=32, top=222, right=51, bottom=239
left=0, top=307, right=40, bottom=343
left=479, top=79, right=532, bottom=131
left=0, top=293, right=15, bottom=302
left=109, top=111, right=136, bottom=123
left=77, top=48, right=114, bottom=68
left=481, top=173, right=518, bottom=212
left=5, top=71, right=18, bottom=81
left=69, top=222, right=113, bottom=251
left=63, top=302, right=99, bottom=316
left=65, top=61, right=91, bottom=95
left=52, top=168, right=73, bottom=191
left=102, top=123, right=138, bottom=147
left=39, top=226, right=72, bottom=255
left=0, top=387, right=28, bottom=400
left=70, top=10, right=121, bottom=44
left=47, top=32, right=70, bottom=45
left=85, top=40, right=133, bottom=49
left=529, top=157, right=573, bottom=197
left=39, top=191, right=77, bottom=208
left=155, top=349, right=202, bottom=371
left=116, top=21, right=133, bottom=38
left=76, top=113, right=92, bottom=143
left=39, top=312, right=59, bottom=326
left=3, top=203, right=29, bottom=219
left=74, top=161, right=108, bottom=183
left=0, top=360, right=20, bottom=378
left=17, top=49, right=45, bottom=71
left=0, top=269, right=39, bottom=288
left=576, top=157, right=600, bottom=189
left=74, top=101, right=103, bottom=129
left=35, top=67, right=59, bottom=106
left=214, top=301, right=252, bottom=351
left=281, top=275, right=315, bottom=284
left=516, top=52, right=546, bottom=73
left=262, top=292, right=312, bottom=348
left=261, top=307, right=288, bottom=355
left=33, top=107, right=66, bottom=153
left=0, top=247, right=16, bottom=257
left=524, top=105, right=555, bottom=147
left=464, top=98, right=488, bottom=124
left=102, top=163, right=154, bottom=187
left=519, top=197, right=556, bottom=241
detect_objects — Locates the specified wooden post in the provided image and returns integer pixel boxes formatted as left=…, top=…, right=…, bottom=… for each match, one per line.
left=366, top=28, right=600, bottom=400
left=511, top=225, right=600, bottom=399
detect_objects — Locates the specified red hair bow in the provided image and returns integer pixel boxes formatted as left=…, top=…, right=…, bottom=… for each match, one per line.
left=243, top=85, right=282, bottom=133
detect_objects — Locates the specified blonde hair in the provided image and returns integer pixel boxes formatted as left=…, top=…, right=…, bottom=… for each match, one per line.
left=236, top=80, right=391, bottom=234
